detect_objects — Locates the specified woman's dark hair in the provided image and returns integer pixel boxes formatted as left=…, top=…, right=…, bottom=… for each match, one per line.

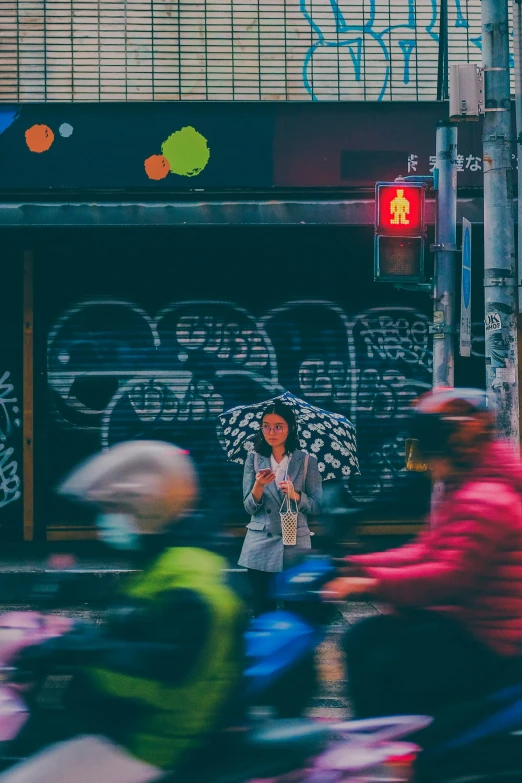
left=254, top=400, right=299, bottom=456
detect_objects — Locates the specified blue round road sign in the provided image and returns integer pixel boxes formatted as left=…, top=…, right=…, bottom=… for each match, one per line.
left=462, top=227, right=471, bottom=310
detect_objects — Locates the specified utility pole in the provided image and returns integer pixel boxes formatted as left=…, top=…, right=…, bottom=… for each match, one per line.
left=481, top=0, right=519, bottom=446
left=514, top=0, right=522, bottom=307
left=432, top=121, right=458, bottom=387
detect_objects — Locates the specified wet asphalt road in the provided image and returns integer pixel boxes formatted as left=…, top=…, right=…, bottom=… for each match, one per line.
left=0, top=601, right=383, bottom=720
left=312, top=601, right=382, bottom=719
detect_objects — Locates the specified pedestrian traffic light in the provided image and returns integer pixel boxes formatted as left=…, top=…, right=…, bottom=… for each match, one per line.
left=374, top=181, right=427, bottom=283
left=376, top=183, right=424, bottom=235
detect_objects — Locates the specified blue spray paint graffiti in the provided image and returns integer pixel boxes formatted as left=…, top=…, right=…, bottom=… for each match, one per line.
left=300, top=0, right=483, bottom=100
left=0, top=107, right=19, bottom=136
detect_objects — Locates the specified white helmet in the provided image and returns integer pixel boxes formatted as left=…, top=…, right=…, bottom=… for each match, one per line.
left=59, top=441, right=198, bottom=536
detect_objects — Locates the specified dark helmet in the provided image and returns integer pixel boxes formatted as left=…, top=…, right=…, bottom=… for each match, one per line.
left=406, top=388, right=494, bottom=471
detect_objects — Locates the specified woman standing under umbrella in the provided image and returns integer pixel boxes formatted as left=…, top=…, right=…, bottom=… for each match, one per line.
left=239, top=400, right=323, bottom=617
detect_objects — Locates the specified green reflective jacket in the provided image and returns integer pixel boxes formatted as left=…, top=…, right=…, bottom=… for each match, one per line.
left=86, top=547, right=244, bottom=770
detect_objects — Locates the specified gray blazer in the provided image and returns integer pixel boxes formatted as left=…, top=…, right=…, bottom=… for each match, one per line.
left=238, top=449, right=323, bottom=573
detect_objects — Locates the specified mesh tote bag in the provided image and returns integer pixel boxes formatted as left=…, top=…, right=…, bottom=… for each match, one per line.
left=254, top=453, right=309, bottom=546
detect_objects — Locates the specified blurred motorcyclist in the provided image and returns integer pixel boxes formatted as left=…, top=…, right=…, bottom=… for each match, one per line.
left=1, top=441, right=245, bottom=783
left=325, top=388, right=522, bottom=719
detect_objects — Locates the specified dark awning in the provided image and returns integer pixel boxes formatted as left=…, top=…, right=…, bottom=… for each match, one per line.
left=0, top=198, right=485, bottom=227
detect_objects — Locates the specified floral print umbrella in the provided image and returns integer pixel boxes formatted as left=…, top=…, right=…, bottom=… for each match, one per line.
left=218, top=391, right=359, bottom=481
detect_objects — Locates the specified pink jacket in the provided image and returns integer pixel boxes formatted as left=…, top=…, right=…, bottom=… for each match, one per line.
left=351, top=440, right=522, bottom=657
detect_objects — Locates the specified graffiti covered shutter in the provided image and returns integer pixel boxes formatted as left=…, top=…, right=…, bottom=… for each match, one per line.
left=36, top=226, right=440, bottom=533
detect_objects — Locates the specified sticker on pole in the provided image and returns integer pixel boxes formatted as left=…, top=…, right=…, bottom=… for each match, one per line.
left=485, top=312, right=502, bottom=333
left=495, top=367, right=516, bottom=383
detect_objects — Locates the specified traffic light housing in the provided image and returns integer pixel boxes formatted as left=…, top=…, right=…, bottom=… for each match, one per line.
left=374, top=181, right=427, bottom=283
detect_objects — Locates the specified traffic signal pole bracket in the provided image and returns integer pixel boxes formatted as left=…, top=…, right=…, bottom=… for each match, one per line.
left=374, top=135, right=460, bottom=389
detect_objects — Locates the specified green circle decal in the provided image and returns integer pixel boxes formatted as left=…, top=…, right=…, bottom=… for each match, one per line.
left=161, top=126, right=210, bottom=177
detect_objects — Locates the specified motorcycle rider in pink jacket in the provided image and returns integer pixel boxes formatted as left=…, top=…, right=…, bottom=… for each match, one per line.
left=326, top=388, right=522, bottom=718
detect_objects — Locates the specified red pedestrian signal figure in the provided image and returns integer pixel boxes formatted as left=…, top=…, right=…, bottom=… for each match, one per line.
left=390, top=188, right=410, bottom=226
left=376, top=183, right=424, bottom=234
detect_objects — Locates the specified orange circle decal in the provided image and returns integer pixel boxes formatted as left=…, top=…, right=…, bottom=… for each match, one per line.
left=144, top=154, right=170, bottom=181
left=25, top=124, right=55, bottom=153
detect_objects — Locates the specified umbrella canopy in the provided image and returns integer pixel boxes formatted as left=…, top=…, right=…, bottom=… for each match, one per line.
left=218, top=391, right=359, bottom=481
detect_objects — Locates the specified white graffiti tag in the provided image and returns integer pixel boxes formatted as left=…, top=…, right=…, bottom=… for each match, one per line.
left=0, top=371, right=21, bottom=442
left=0, top=372, right=21, bottom=511
left=175, top=315, right=270, bottom=368
left=357, top=314, right=432, bottom=371
left=0, top=444, right=21, bottom=509
left=126, top=376, right=224, bottom=424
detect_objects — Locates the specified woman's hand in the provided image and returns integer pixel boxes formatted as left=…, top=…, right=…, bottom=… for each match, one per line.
left=255, top=469, right=276, bottom=487
left=279, top=479, right=300, bottom=502
left=322, top=577, right=378, bottom=600
left=252, top=469, right=275, bottom=503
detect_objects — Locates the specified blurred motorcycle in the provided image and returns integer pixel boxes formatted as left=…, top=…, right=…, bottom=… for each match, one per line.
left=0, top=581, right=425, bottom=782
left=246, top=555, right=522, bottom=783
left=2, top=553, right=521, bottom=782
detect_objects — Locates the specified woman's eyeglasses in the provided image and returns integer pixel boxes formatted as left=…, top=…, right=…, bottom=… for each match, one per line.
left=262, top=424, right=288, bottom=434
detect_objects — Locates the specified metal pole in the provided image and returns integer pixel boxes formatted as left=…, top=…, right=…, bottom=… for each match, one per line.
left=482, top=0, right=520, bottom=446
left=513, top=0, right=522, bottom=300
left=437, top=0, right=449, bottom=101
left=432, top=121, right=458, bottom=387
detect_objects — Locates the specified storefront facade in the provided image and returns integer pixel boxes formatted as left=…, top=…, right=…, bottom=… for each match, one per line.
left=0, top=102, right=488, bottom=540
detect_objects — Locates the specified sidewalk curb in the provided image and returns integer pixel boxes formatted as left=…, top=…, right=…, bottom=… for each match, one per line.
left=0, top=567, right=250, bottom=604
left=0, top=569, right=138, bottom=604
